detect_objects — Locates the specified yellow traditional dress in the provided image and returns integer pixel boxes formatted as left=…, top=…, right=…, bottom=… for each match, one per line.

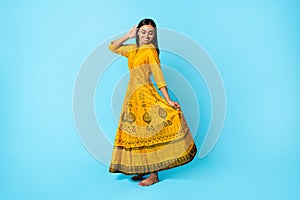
left=108, top=42, right=197, bottom=174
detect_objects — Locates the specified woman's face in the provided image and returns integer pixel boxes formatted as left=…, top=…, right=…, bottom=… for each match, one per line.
left=138, top=25, right=155, bottom=46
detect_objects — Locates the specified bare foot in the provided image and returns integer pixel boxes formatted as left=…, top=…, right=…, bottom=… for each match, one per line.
left=131, top=173, right=149, bottom=181
left=138, top=173, right=159, bottom=186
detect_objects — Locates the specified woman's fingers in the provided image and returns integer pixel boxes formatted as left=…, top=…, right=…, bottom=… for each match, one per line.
left=169, top=101, right=181, bottom=110
left=131, top=25, right=137, bottom=31
left=127, top=25, right=137, bottom=38
left=174, top=102, right=180, bottom=108
left=172, top=102, right=180, bottom=107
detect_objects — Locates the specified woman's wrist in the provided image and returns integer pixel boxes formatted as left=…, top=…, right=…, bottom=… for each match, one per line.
left=166, top=98, right=172, bottom=103
left=124, top=34, right=131, bottom=40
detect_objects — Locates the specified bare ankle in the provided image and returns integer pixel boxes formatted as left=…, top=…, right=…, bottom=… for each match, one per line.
left=138, top=172, right=159, bottom=186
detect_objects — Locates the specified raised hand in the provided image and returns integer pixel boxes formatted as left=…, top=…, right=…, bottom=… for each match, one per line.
left=127, top=25, right=138, bottom=38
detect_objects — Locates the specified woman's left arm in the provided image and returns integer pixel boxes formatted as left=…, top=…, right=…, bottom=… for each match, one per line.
left=148, top=48, right=181, bottom=110
left=159, top=86, right=181, bottom=110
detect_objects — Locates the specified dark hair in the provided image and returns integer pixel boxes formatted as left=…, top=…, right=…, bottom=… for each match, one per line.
left=136, top=18, right=160, bottom=55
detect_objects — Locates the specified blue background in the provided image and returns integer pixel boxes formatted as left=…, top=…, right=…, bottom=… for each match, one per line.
left=1, top=0, right=300, bottom=199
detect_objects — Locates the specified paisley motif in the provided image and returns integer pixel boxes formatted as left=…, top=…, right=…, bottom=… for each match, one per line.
left=121, top=111, right=136, bottom=123
left=158, top=107, right=167, bottom=118
left=143, top=112, right=152, bottom=123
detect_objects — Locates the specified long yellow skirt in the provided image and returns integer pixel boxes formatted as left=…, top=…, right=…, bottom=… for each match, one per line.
left=109, top=83, right=197, bottom=174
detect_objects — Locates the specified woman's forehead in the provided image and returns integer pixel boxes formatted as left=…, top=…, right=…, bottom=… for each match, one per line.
left=140, top=25, right=155, bottom=31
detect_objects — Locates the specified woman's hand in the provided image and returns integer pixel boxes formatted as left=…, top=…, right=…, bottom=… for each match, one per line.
left=127, top=25, right=137, bottom=38
left=159, top=86, right=181, bottom=110
left=111, top=25, right=137, bottom=48
left=167, top=99, right=181, bottom=110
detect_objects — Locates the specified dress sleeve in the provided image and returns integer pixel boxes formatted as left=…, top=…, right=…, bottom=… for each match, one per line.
left=148, top=48, right=167, bottom=89
left=108, top=42, right=134, bottom=58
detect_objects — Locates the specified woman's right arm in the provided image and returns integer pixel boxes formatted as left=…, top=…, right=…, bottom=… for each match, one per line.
left=110, top=25, right=137, bottom=49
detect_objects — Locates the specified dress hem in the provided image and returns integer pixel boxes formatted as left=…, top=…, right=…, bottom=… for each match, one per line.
left=108, top=143, right=197, bottom=175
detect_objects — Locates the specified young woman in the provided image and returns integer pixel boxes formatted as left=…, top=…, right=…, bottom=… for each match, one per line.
left=108, top=18, right=197, bottom=186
